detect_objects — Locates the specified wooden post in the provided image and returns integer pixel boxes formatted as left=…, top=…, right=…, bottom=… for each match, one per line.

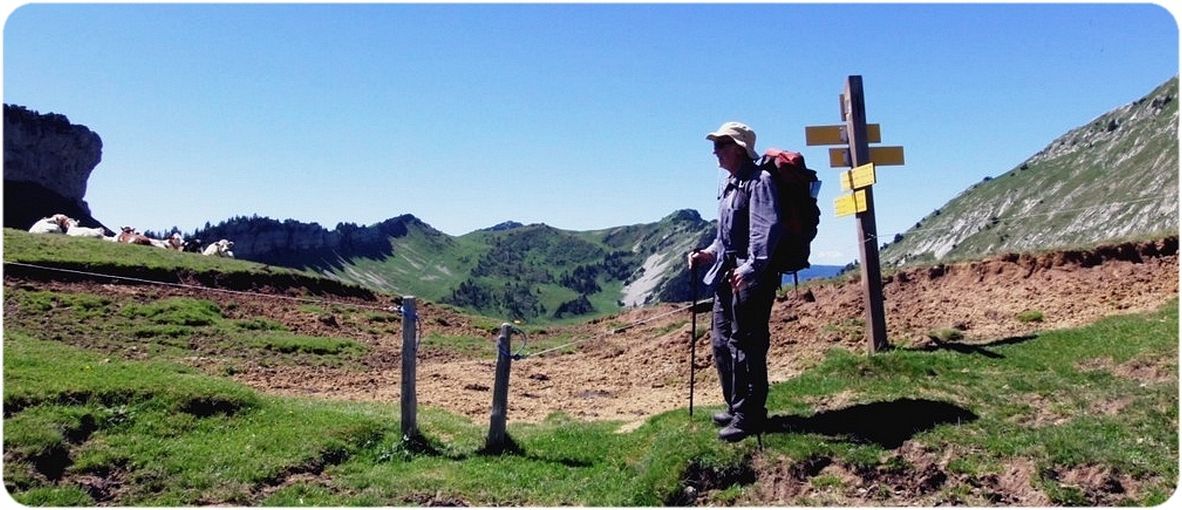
left=400, top=296, right=418, bottom=438
left=843, top=76, right=890, bottom=353
left=486, top=323, right=513, bottom=452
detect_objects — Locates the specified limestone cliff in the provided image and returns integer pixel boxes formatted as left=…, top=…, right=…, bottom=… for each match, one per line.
left=3, top=104, right=106, bottom=230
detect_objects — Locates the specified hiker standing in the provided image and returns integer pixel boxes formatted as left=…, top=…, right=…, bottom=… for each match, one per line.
left=688, top=121, right=782, bottom=442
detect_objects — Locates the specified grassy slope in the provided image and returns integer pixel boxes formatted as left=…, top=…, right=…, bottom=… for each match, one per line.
left=2, top=228, right=311, bottom=277
left=883, top=77, right=1179, bottom=267
left=1, top=228, right=379, bottom=301
left=307, top=211, right=715, bottom=323
left=5, top=285, right=1176, bottom=505
left=321, top=225, right=488, bottom=300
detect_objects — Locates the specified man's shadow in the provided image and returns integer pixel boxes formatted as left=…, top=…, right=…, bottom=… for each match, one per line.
left=903, top=334, right=1038, bottom=359
left=767, top=398, right=978, bottom=449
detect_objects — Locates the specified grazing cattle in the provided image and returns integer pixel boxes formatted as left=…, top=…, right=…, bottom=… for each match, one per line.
left=115, top=226, right=156, bottom=246
left=202, top=239, right=234, bottom=258
left=64, top=218, right=108, bottom=239
left=28, top=214, right=70, bottom=234
left=157, top=232, right=187, bottom=251
left=182, top=238, right=204, bottom=253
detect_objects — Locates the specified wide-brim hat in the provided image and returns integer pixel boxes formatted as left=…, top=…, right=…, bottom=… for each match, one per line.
left=706, top=121, right=759, bottom=159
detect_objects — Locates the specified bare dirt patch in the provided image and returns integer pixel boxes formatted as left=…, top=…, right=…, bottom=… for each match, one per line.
left=5, top=238, right=1177, bottom=432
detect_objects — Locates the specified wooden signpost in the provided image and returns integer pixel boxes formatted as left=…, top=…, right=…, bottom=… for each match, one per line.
left=807, top=75, right=903, bottom=353
left=805, top=124, right=882, bottom=145
left=834, top=189, right=868, bottom=217
left=827, top=146, right=905, bottom=168
left=840, top=163, right=877, bottom=192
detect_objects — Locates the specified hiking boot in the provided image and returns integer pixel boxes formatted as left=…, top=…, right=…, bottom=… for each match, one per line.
left=718, top=423, right=757, bottom=442
left=712, top=411, right=734, bottom=427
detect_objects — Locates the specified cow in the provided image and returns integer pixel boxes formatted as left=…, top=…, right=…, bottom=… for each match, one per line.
left=202, top=239, right=234, bottom=258
left=28, top=214, right=70, bottom=234
left=161, top=232, right=187, bottom=251
left=63, top=218, right=109, bottom=239
left=115, top=226, right=156, bottom=246
left=182, top=238, right=204, bottom=253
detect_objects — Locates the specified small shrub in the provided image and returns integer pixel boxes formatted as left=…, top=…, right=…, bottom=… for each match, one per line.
left=1017, top=310, right=1045, bottom=323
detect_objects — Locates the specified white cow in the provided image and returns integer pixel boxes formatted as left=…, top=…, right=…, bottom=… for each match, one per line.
left=28, top=214, right=69, bottom=234
left=162, top=232, right=187, bottom=251
left=114, top=226, right=156, bottom=246
left=202, top=239, right=234, bottom=258
left=64, top=219, right=108, bottom=239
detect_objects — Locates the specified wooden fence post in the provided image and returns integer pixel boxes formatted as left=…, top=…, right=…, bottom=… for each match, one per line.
left=400, top=296, right=418, bottom=439
left=486, top=323, right=513, bottom=452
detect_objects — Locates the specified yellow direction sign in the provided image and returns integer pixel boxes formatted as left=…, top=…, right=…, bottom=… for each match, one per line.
left=805, top=124, right=881, bottom=146
left=840, top=163, right=877, bottom=191
left=827, top=146, right=906, bottom=167
left=834, top=190, right=868, bottom=218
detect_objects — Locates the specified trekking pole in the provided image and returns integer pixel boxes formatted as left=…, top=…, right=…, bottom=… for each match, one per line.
left=689, top=255, right=698, bottom=417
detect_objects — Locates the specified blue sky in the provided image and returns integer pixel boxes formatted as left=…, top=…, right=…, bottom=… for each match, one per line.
left=3, top=3, right=1178, bottom=265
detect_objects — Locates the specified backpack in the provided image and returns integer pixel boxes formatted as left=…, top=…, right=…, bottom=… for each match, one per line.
left=758, top=148, right=821, bottom=275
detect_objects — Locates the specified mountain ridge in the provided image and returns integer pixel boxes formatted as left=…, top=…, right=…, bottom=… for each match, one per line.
left=186, top=208, right=718, bottom=320
left=881, top=76, right=1179, bottom=266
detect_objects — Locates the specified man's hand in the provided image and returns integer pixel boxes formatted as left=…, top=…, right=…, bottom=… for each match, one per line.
left=688, top=250, right=715, bottom=270
left=728, top=270, right=747, bottom=292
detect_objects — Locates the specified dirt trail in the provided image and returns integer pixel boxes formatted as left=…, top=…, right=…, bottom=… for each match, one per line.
left=6, top=238, right=1177, bottom=430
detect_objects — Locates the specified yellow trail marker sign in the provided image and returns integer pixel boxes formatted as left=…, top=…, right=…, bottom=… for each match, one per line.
left=840, top=163, right=877, bottom=191
left=827, top=146, right=906, bottom=167
left=834, top=189, right=868, bottom=218
left=805, top=124, right=881, bottom=146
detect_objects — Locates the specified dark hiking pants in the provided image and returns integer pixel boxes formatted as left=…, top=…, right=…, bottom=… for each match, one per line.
left=711, top=270, right=778, bottom=429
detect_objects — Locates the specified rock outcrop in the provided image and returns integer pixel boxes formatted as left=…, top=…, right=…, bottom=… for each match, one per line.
left=4, top=104, right=106, bottom=230
left=188, top=214, right=432, bottom=270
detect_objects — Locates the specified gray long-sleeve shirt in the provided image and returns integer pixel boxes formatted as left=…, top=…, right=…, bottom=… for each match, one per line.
left=702, top=160, right=782, bottom=289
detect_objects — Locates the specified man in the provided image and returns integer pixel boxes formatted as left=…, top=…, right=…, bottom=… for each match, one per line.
left=688, top=121, right=782, bottom=442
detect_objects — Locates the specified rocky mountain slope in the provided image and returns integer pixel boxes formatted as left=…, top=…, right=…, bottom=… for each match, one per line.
left=881, top=76, right=1179, bottom=267
left=3, top=104, right=107, bottom=231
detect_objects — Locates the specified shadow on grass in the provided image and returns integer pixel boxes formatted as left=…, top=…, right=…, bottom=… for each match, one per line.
left=477, top=434, right=592, bottom=468
left=768, top=398, right=978, bottom=449
left=904, top=334, right=1039, bottom=359
left=401, top=432, right=447, bottom=457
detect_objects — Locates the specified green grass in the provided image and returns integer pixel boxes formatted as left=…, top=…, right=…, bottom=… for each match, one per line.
left=5, top=299, right=1177, bottom=505
left=5, top=290, right=373, bottom=368
left=3, top=228, right=304, bottom=276
left=121, top=298, right=222, bottom=326
left=3, top=229, right=376, bottom=306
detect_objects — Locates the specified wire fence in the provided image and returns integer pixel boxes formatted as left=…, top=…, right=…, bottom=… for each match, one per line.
left=5, top=260, right=702, bottom=360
